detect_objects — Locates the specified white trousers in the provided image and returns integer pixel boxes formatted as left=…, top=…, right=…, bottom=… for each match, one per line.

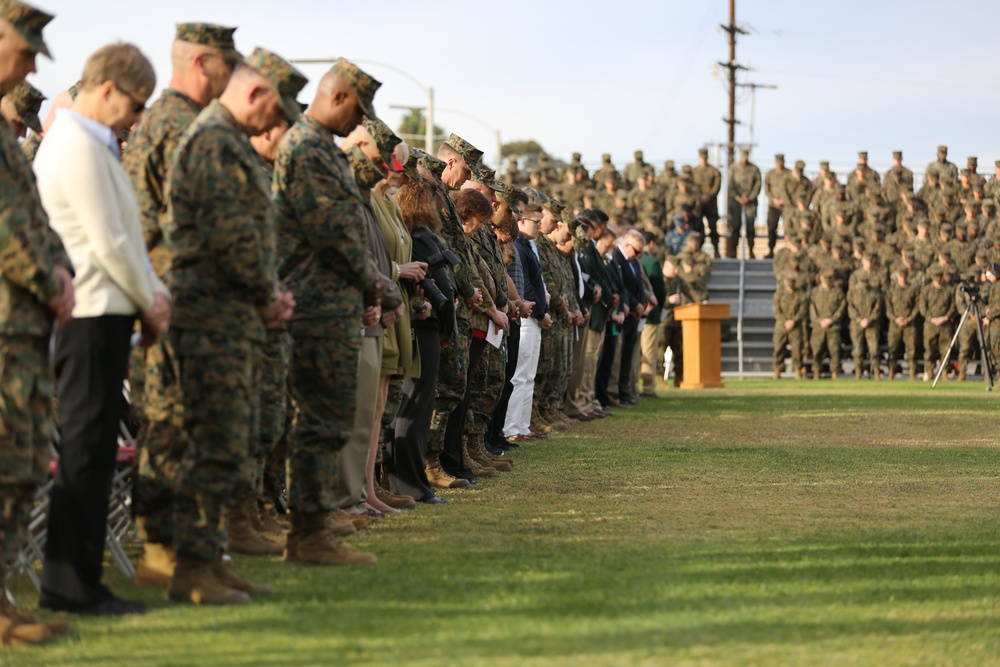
left=504, top=317, right=542, bottom=437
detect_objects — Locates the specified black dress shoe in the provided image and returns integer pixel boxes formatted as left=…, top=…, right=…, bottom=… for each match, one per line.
left=40, top=591, right=146, bottom=616
left=418, top=495, right=450, bottom=504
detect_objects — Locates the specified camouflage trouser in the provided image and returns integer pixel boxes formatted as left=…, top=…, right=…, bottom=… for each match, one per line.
left=259, top=328, right=291, bottom=500
left=428, top=309, right=470, bottom=455
left=850, top=322, right=881, bottom=371
left=127, top=342, right=146, bottom=419
left=173, top=329, right=260, bottom=563
left=887, top=323, right=917, bottom=370
left=134, top=335, right=186, bottom=545
left=811, top=326, right=842, bottom=371
left=923, top=322, right=954, bottom=369
left=533, top=325, right=559, bottom=415
left=286, top=320, right=359, bottom=515
left=0, top=335, right=54, bottom=565
left=957, top=318, right=980, bottom=375
left=466, top=337, right=506, bottom=437
left=773, top=325, right=805, bottom=371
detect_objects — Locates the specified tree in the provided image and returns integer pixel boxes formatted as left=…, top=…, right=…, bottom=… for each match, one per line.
left=501, top=140, right=544, bottom=159
left=397, top=109, right=446, bottom=152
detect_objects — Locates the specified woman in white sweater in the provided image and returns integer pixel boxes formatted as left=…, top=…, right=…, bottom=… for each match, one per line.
left=33, top=42, right=169, bottom=617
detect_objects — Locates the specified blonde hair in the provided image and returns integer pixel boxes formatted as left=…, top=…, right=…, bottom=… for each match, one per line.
left=81, top=42, right=156, bottom=100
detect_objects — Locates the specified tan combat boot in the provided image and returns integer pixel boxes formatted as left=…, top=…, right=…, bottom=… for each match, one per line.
left=909, top=365, right=917, bottom=380
left=251, top=501, right=287, bottom=545
left=854, top=362, right=863, bottom=379
left=374, top=480, right=416, bottom=510
left=212, top=557, right=274, bottom=597
left=773, top=366, right=781, bottom=379
left=264, top=503, right=291, bottom=531
left=0, top=608, right=54, bottom=646
left=530, top=409, right=554, bottom=433
left=426, top=450, right=470, bottom=489
left=168, top=555, right=252, bottom=605
left=284, top=512, right=377, bottom=566
left=0, top=597, right=69, bottom=638
left=227, top=500, right=283, bottom=556
left=133, top=541, right=177, bottom=588
left=326, top=510, right=358, bottom=537
left=470, top=435, right=513, bottom=471
left=462, top=444, right=497, bottom=477
left=873, top=365, right=881, bottom=380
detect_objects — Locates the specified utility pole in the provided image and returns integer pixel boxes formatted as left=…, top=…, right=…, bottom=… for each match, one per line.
left=736, top=82, right=777, bottom=149
left=719, top=0, right=748, bottom=169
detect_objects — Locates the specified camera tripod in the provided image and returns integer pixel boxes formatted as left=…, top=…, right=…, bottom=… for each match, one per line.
left=932, top=293, right=993, bottom=390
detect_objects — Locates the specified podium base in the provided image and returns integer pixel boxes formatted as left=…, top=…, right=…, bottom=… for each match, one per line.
left=680, top=381, right=725, bottom=390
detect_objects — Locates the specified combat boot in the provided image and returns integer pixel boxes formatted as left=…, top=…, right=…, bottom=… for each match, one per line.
left=0, top=608, right=54, bottom=646
left=958, top=367, right=967, bottom=381
left=909, top=365, right=917, bottom=380
left=227, top=500, right=283, bottom=556
left=462, top=443, right=497, bottom=477
left=251, top=501, right=287, bottom=545
left=530, top=409, right=554, bottom=434
left=470, top=435, right=513, bottom=471
left=887, top=360, right=896, bottom=380
left=0, top=597, right=69, bottom=637
left=284, top=512, right=377, bottom=566
left=212, top=557, right=273, bottom=597
left=873, top=365, right=881, bottom=380
left=264, top=503, right=291, bottom=530
left=133, top=541, right=176, bottom=588
left=168, top=555, right=252, bottom=605
left=773, top=366, right=781, bottom=380
left=426, top=450, right=471, bottom=489
left=374, top=480, right=416, bottom=510
left=326, top=510, right=358, bottom=537
left=854, top=361, right=863, bottom=379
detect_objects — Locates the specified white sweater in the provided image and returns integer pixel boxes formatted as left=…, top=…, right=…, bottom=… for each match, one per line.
left=34, top=113, right=167, bottom=318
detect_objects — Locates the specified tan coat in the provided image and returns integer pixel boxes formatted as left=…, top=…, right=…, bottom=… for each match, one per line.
left=372, top=190, right=419, bottom=378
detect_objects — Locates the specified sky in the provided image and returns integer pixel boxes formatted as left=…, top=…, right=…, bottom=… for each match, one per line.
left=25, top=0, right=1000, bottom=180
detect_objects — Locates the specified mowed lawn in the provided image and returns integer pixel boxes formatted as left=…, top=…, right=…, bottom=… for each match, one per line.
left=5, top=380, right=1000, bottom=666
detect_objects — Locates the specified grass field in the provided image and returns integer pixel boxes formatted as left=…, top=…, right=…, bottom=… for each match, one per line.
left=5, top=380, right=1000, bottom=666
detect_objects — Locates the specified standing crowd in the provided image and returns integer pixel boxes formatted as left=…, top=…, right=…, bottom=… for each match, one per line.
left=0, top=4, right=708, bottom=645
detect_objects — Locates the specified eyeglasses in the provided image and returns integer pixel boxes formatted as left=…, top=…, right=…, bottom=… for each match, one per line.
left=525, top=218, right=543, bottom=225
left=115, top=82, right=146, bottom=114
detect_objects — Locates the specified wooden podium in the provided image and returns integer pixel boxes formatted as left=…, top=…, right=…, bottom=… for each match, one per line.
left=674, top=302, right=730, bottom=389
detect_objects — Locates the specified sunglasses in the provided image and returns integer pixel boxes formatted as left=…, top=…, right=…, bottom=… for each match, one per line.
left=115, top=82, right=146, bottom=114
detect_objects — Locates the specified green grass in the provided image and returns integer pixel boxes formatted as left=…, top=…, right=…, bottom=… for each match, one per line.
left=5, top=380, right=1000, bottom=666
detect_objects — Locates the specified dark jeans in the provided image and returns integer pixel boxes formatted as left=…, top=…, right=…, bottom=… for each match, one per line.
left=618, top=315, right=639, bottom=400
left=387, top=323, right=440, bottom=500
left=42, top=314, right=133, bottom=607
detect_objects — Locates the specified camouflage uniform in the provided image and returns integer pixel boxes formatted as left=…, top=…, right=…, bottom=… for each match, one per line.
left=691, top=150, right=722, bottom=252
left=848, top=275, right=884, bottom=378
left=885, top=278, right=921, bottom=379
left=772, top=283, right=809, bottom=377
left=926, top=146, right=959, bottom=184
left=0, top=117, right=69, bottom=567
left=533, top=232, right=568, bottom=420
left=167, top=95, right=283, bottom=562
left=918, top=272, right=956, bottom=375
left=809, top=281, right=845, bottom=377
left=3, top=81, right=44, bottom=137
left=764, top=157, right=789, bottom=256
left=882, top=152, right=913, bottom=205
left=124, top=87, right=205, bottom=546
left=727, top=153, right=762, bottom=257
left=622, top=151, right=650, bottom=189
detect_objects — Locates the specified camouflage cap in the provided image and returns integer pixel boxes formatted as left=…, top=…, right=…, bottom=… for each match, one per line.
left=858, top=151, right=868, bottom=159
left=571, top=152, right=582, bottom=162
left=984, top=200, right=996, bottom=209
left=937, top=144, right=948, bottom=154
left=496, top=181, right=524, bottom=212
left=774, top=153, right=785, bottom=162
left=602, top=153, right=611, bottom=162
left=330, top=57, right=381, bottom=121
left=665, top=159, right=676, bottom=168
left=681, top=164, right=693, bottom=174
left=560, top=209, right=577, bottom=229
left=794, top=160, right=805, bottom=170
left=892, top=151, right=902, bottom=159
left=402, top=152, right=422, bottom=182
left=543, top=197, right=565, bottom=217
left=698, top=147, right=708, bottom=157
left=634, top=150, right=644, bottom=160
left=361, top=116, right=401, bottom=168
left=739, top=147, right=750, bottom=156
left=472, top=165, right=504, bottom=193
left=346, top=144, right=386, bottom=189
left=445, top=133, right=483, bottom=169
left=416, top=148, right=447, bottom=180
left=820, top=267, right=836, bottom=281
left=995, top=160, right=1000, bottom=168
left=968, top=156, right=978, bottom=165
left=244, top=48, right=308, bottom=123
left=175, top=23, right=241, bottom=61
left=4, top=80, right=44, bottom=133
left=819, top=161, right=830, bottom=168
left=0, top=0, right=53, bottom=58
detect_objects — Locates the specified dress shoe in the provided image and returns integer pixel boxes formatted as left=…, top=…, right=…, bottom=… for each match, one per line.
left=418, top=495, right=450, bottom=505
left=40, top=590, right=147, bottom=616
